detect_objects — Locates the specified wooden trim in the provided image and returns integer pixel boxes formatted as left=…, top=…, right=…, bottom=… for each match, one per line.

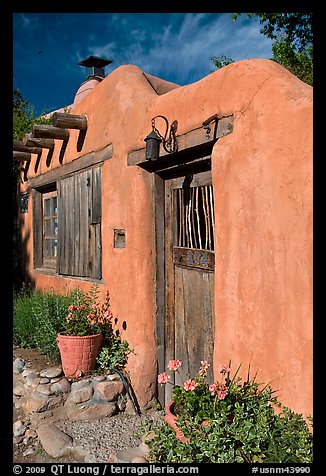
left=152, top=174, right=166, bottom=405
left=26, top=144, right=112, bottom=190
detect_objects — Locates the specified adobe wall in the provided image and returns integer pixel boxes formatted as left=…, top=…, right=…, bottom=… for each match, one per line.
left=19, top=59, right=312, bottom=417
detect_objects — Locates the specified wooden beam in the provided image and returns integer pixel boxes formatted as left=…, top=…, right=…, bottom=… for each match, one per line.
left=13, top=151, right=31, bottom=161
left=33, top=124, right=69, bottom=141
left=13, top=139, right=42, bottom=155
left=128, top=115, right=234, bottom=169
left=52, top=112, right=87, bottom=130
left=24, top=134, right=54, bottom=149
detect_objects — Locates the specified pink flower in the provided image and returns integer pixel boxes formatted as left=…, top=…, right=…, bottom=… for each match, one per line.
left=217, top=384, right=228, bottom=400
left=68, top=305, right=75, bottom=311
left=209, top=383, right=217, bottom=396
left=167, top=359, right=182, bottom=371
left=198, top=360, right=210, bottom=376
left=184, top=379, right=198, bottom=391
left=103, top=310, right=113, bottom=320
left=200, top=360, right=210, bottom=370
left=218, top=363, right=231, bottom=374
left=158, top=372, right=170, bottom=384
left=66, top=313, right=73, bottom=322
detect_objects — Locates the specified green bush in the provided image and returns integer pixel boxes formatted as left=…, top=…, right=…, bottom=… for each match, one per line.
left=13, top=287, right=75, bottom=363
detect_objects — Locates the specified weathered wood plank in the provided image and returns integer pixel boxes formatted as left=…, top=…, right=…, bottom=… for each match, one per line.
left=24, top=134, right=55, bottom=150
left=173, top=247, right=215, bottom=271
left=13, top=140, right=42, bottom=155
left=13, top=151, right=31, bottom=161
left=27, top=146, right=110, bottom=190
left=33, top=124, right=69, bottom=141
left=52, top=112, right=87, bottom=130
left=127, top=115, right=234, bottom=169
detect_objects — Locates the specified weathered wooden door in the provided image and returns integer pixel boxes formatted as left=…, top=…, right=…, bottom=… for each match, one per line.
left=164, top=171, right=215, bottom=400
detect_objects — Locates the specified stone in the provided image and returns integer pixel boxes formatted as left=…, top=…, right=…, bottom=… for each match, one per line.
left=13, top=384, right=25, bottom=397
left=25, top=428, right=38, bottom=439
left=13, top=420, right=26, bottom=437
left=25, top=372, right=39, bottom=386
left=21, top=390, right=65, bottom=414
left=71, top=379, right=91, bottom=390
left=93, top=375, right=106, bottom=382
left=30, top=377, right=42, bottom=388
left=51, top=378, right=71, bottom=394
left=23, top=447, right=34, bottom=457
left=65, top=401, right=117, bottom=421
left=13, top=358, right=26, bottom=374
left=39, top=368, right=63, bottom=379
left=106, top=374, right=120, bottom=381
left=131, top=456, right=148, bottom=463
left=68, top=384, right=93, bottom=404
left=115, top=447, right=146, bottom=463
left=39, top=378, right=50, bottom=384
left=13, top=435, right=24, bottom=444
left=37, top=422, right=73, bottom=458
left=108, top=452, right=118, bottom=463
left=36, top=383, right=55, bottom=396
left=94, top=380, right=124, bottom=402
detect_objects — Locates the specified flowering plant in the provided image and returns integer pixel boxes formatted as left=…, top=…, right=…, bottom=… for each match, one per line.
left=61, top=285, right=114, bottom=337
left=159, top=359, right=269, bottom=422
left=150, top=359, right=313, bottom=463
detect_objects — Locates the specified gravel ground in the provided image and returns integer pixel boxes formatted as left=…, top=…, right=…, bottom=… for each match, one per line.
left=56, top=410, right=162, bottom=462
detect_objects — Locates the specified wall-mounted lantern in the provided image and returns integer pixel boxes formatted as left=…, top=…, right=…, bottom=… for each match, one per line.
left=144, top=130, right=162, bottom=161
left=144, top=115, right=178, bottom=161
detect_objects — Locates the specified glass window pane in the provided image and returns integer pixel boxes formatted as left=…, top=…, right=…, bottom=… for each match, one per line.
left=54, top=219, right=58, bottom=236
left=45, top=240, right=51, bottom=257
left=52, top=197, right=57, bottom=215
left=44, top=199, right=51, bottom=217
left=45, top=220, right=52, bottom=236
left=52, top=240, right=58, bottom=258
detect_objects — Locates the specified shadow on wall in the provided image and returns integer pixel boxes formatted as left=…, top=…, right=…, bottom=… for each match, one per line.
left=14, top=178, right=35, bottom=292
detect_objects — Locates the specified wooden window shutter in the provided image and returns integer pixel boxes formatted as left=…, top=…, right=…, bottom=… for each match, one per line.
left=57, top=166, right=102, bottom=279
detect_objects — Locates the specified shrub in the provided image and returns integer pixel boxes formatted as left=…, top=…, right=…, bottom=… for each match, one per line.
left=13, top=287, right=75, bottom=363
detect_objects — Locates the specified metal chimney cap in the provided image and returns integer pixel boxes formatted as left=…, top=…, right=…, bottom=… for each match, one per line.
left=78, top=56, right=112, bottom=68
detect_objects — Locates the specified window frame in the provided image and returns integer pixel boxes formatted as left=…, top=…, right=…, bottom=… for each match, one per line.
left=32, top=164, right=102, bottom=280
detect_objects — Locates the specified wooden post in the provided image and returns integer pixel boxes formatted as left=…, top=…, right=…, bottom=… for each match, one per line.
left=52, top=112, right=87, bottom=130
left=13, top=139, right=42, bottom=155
left=24, top=134, right=55, bottom=149
left=33, top=124, right=69, bottom=140
left=13, top=151, right=31, bottom=161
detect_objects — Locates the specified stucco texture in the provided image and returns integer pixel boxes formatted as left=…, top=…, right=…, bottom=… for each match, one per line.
left=20, top=59, right=312, bottom=417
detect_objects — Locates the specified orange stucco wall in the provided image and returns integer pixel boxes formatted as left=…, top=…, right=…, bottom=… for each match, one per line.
left=19, top=59, right=312, bottom=418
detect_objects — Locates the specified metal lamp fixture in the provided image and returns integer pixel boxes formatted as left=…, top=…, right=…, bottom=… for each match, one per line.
left=144, top=115, right=178, bottom=161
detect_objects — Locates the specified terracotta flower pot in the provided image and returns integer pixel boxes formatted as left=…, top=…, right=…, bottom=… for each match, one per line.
left=56, top=333, right=103, bottom=378
left=164, top=401, right=190, bottom=443
left=164, top=401, right=210, bottom=443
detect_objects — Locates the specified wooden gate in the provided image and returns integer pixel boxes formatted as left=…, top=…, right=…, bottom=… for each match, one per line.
left=164, top=171, right=215, bottom=401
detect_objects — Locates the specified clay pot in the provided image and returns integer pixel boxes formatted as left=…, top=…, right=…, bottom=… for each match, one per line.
left=164, top=401, right=211, bottom=443
left=164, top=401, right=190, bottom=442
left=56, top=333, right=103, bottom=378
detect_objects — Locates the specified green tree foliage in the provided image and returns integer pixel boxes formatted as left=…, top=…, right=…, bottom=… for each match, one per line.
left=212, top=13, right=313, bottom=86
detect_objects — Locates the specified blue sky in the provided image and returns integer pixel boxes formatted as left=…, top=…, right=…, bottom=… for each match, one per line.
left=13, top=13, right=274, bottom=116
